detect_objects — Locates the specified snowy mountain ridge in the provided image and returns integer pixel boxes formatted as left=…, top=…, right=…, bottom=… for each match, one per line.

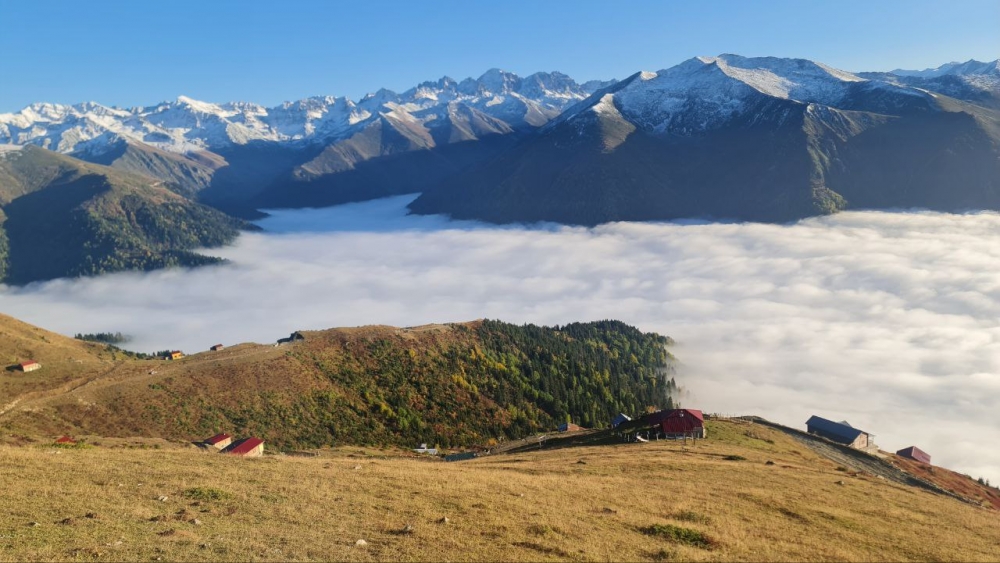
left=2, top=55, right=997, bottom=156
left=0, top=69, right=606, bottom=155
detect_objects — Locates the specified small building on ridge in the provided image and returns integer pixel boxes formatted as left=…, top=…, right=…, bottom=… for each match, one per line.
left=223, top=437, right=264, bottom=457
left=896, top=446, right=931, bottom=464
left=806, top=416, right=875, bottom=451
left=19, top=361, right=41, bottom=372
left=204, top=433, right=233, bottom=450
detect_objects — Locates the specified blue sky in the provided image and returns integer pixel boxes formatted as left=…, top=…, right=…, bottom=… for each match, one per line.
left=0, top=0, right=996, bottom=112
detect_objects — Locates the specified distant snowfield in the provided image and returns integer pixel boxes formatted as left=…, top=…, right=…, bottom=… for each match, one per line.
left=2, top=195, right=999, bottom=485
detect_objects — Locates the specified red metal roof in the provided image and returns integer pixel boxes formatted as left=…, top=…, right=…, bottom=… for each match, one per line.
left=55, top=435, right=75, bottom=444
left=205, top=433, right=232, bottom=445
left=226, top=437, right=264, bottom=455
left=20, top=361, right=39, bottom=367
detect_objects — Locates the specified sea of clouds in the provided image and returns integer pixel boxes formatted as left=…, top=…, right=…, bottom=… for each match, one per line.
left=1, top=195, right=998, bottom=484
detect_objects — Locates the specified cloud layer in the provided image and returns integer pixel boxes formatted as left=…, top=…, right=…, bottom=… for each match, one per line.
left=2, top=196, right=999, bottom=484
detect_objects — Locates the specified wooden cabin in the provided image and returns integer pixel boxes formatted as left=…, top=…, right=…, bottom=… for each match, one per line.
left=223, top=437, right=264, bottom=457
left=203, top=433, right=233, bottom=450
left=806, top=416, right=875, bottom=451
left=896, top=445, right=931, bottom=464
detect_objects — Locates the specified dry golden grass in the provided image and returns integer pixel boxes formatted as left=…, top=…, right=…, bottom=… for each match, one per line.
left=1, top=421, right=997, bottom=562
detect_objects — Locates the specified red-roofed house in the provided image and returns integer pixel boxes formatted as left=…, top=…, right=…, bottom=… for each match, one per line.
left=645, top=409, right=706, bottom=438
left=203, top=433, right=233, bottom=450
left=19, top=361, right=41, bottom=372
left=55, top=435, right=76, bottom=445
left=224, top=437, right=264, bottom=457
left=897, top=446, right=931, bottom=464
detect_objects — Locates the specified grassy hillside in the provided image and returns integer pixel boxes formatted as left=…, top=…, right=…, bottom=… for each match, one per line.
left=1, top=420, right=997, bottom=562
left=0, top=312, right=118, bottom=416
left=0, top=146, right=252, bottom=284
left=81, top=140, right=226, bottom=199
left=0, top=319, right=677, bottom=449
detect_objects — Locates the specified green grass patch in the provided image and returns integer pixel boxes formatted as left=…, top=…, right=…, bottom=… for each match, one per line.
left=641, top=524, right=715, bottom=549
left=671, top=510, right=711, bottom=525
left=182, top=487, right=232, bottom=501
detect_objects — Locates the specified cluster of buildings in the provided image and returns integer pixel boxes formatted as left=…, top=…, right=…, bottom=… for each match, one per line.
left=202, top=433, right=265, bottom=457
left=609, top=408, right=707, bottom=442
left=805, top=415, right=931, bottom=464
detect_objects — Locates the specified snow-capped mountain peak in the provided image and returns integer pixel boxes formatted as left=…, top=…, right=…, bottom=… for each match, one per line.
left=891, top=59, right=1000, bottom=78
left=1, top=55, right=993, bottom=156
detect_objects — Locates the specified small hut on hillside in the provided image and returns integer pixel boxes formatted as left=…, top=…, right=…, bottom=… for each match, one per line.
left=210, top=344, right=224, bottom=352
left=223, top=437, right=264, bottom=457
left=806, top=416, right=875, bottom=451
left=649, top=409, right=706, bottom=438
left=558, top=422, right=585, bottom=432
left=203, top=433, right=233, bottom=450
left=19, top=361, right=41, bottom=372
left=896, top=446, right=931, bottom=464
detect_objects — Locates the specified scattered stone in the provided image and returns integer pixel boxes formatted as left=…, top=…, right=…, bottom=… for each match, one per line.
left=85, top=512, right=99, bottom=519
left=438, top=517, right=450, bottom=524
left=189, top=501, right=202, bottom=507
left=400, top=523, right=415, bottom=535
left=355, top=539, right=368, bottom=547
left=149, top=515, right=168, bottom=522
left=576, top=460, right=587, bottom=465
left=58, top=517, right=75, bottom=526
left=601, top=507, right=617, bottom=514
left=27, top=522, right=39, bottom=527
left=158, top=529, right=176, bottom=537
left=835, top=480, right=846, bottom=486
left=157, top=496, right=168, bottom=502
left=190, top=518, right=202, bottom=526
left=353, top=465, right=362, bottom=470
left=765, top=460, right=775, bottom=466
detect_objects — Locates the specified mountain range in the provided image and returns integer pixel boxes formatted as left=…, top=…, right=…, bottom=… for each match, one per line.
left=0, top=55, right=998, bottom=282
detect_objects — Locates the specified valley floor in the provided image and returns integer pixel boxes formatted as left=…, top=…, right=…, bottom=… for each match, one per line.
left=1, top=421, right=998, bottom=562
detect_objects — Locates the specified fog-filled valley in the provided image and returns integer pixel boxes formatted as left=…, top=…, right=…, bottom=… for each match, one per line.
left=0, top=195, right=997, bottom=484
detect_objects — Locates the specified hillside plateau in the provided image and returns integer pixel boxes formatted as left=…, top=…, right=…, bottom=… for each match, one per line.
left=1, top=420, right=998, bottom=562
left=0, top=317, right=677, bottom=449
